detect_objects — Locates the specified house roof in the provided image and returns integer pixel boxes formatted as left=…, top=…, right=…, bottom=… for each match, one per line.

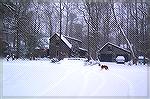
left=50, top=33, right=87, bottom=52
left=63, top=36, right=82, bottom=43
left=79, top=47, right=88, bottom=52
left=50, top=33, right=72, bottom=49
left=98, top=42, right=131, bottom=54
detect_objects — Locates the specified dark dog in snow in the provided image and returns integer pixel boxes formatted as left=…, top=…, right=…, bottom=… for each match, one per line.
left=99, top=64, right=109, bottom=70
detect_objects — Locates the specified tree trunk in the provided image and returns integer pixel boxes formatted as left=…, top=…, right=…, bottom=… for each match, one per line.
left=111, top=3, right=136, bottom=61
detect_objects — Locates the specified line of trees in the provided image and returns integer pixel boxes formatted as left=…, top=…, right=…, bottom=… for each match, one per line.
left=0, top=0, right=150, bottom=60
left=83, top=0, right=150, bottom=59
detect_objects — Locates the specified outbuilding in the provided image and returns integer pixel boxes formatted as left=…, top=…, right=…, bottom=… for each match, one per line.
left=98, top=42, right=131, bottom=62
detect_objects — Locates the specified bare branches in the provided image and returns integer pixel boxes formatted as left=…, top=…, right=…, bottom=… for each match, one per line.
left=2, top=3, right=15, bottom=12
left=111, top=3, right=136, bottom=59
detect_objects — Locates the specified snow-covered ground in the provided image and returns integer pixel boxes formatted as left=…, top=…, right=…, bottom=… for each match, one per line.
left=2, top=58, right=150, bottom=97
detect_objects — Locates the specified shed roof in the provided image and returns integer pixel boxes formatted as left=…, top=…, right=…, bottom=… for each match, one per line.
left=98, top=42, right=131, bottom=54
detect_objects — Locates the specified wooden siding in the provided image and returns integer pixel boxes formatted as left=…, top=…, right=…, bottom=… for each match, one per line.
left=98, top=42, right=131, bottom=62
left=49, top=33, right=87, bottom=60
left=49, top=34, right=71, bottom=59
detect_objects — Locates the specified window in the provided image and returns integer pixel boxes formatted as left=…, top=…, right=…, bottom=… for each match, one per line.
left=56, top=51, right=59, bottom=56
left=107, top=45, right=112, bottom=51
left=56, top=42, right=59, bottom=47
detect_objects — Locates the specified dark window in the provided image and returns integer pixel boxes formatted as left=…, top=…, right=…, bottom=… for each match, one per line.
left=107, top=45, right=112, bottom=51
left=56, top=42, right=59, bottom=47
left=56, top=50, right=59, bottom=56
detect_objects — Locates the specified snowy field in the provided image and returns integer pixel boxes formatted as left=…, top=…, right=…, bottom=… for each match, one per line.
left=2, top=58, right=150, bottom=97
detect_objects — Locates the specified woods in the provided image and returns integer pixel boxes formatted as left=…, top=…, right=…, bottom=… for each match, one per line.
left=1, top=0, right=150, bottom=60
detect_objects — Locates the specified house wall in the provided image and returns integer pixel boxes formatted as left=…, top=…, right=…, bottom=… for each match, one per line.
left=49, top=35, right=71, bottom=59
left=34, top=49, right=48, bottom=58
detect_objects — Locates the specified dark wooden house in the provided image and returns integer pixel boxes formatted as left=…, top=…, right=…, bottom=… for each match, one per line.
left=98, top=42, right=131, bottom=62
left=48, top=33, right=87, bottom=60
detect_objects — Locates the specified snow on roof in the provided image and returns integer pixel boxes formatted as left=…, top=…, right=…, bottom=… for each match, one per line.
left=55, top=33, right=72, bottom=49
left=116, top=56, right=125, bottom=60
left=79, top=47, right=88, bottom=52
left=98, top=42, right=131, bottom=53
left=63, top=35, right=82, bottom=43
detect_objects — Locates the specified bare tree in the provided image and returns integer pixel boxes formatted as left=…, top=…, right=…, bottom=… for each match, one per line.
left=111, top=2, right=136, bottom=62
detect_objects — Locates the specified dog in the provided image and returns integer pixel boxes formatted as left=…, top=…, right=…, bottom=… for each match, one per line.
left=99, top=64, right=109, bottom=70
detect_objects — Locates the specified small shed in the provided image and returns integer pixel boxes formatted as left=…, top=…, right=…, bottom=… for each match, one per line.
left=98, top=42, right=131, bottom=62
